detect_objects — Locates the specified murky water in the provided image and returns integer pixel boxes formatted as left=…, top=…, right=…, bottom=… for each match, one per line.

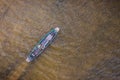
left=0, top=0, right=120, bottom=80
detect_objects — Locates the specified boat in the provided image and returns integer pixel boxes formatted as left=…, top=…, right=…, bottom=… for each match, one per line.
left=26, top=27, right=60, bottom=62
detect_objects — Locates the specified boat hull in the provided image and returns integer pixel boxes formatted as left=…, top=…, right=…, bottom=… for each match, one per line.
left=26, top=27, right=60, bottom=62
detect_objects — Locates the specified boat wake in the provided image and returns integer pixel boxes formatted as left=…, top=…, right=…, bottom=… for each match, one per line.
left=7, top=62, right=28, bottom=80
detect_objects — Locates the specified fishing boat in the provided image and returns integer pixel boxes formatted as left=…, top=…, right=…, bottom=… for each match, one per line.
left=26, top=27, right=60, bottom=62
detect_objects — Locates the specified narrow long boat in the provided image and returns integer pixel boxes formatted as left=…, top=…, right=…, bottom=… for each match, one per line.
left=26, top=27, right=60, bottom=62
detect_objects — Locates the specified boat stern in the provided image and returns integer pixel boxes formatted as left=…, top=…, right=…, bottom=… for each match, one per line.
left=26, top=57, right=31, bottom=62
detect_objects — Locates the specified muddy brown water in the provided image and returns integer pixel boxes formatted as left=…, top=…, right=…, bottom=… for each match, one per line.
left=0, top=0, right=120, bottom=80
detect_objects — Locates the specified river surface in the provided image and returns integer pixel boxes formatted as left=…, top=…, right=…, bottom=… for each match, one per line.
left=0, top=0, right=120, bottom=80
